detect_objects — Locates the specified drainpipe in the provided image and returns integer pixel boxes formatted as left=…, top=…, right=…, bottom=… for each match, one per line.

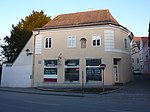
left=32, top=29, right=40, bottom=87
left=148, top=21, right=150, bottom=47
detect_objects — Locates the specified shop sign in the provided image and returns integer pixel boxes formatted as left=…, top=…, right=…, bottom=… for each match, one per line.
left=44, top=60, right=57, bottom=67
left=65, top=60, right=79, bottom=66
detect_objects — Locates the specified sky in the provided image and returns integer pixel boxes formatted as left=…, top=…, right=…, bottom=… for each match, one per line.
left=0, top=0, right=150, bottom=42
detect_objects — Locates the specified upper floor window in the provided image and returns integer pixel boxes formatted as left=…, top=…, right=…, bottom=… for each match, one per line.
left=68, top=36, right=76, bottom=48
left=137, top=58, right=139, bottom=63
left=80, top=38, right=87, bottom=48
left=45, top=37, right=51, bottom=48
left=132, top=58, right=134, bottom=63
left=92, top=35, right=101, bottom=47
left=124, top=38, right=128, bottom=49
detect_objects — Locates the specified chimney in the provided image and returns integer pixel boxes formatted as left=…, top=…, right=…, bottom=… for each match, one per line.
left=148, top=21, right=150, bottom=47
left=88, top=8, right=94, bottom=11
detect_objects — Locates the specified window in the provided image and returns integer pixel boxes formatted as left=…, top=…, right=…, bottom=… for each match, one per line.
left=132, top=58, right=134, bottom=63
left=45, top=37, right=51, bottom=48
left=44, top=60, right=57, bottom=82
left=86, top=59, right=101, bottom=82
left=65, top=59, right=79, bottom=82
left=124, top=38, right=128, bottom=48
left=92, top=35, right=101, bottom=47
left=113, top=58, right=118, bottom=65
left=68, top=36, right=76, bottom=48
left=137, top=58, right=139, bottom=63
left=80, top=38, right=87, bottom=48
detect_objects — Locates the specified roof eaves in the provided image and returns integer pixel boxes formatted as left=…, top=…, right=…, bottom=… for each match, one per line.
left=37, top=22, right=123, bottom=31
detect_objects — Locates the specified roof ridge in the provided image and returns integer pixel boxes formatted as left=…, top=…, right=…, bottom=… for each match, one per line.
left=55, top=9, right=109, bottom=17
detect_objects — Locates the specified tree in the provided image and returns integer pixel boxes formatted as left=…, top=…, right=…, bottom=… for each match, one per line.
left=2, top=10, right=51, bottom=63
left=17, top=10, right=50, bottom=32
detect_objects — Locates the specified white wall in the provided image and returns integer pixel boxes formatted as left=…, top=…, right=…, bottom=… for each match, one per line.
left=1, top=35, right=34, bottom=87
left=13, top=35, right=33, bottom=66
left=1, top=64, right=32, bottom=87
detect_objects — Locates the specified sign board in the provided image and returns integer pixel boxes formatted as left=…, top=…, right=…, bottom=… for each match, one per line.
left=65, top=60, right=79, bottom=67
left=44, top=60, right=57, bottom=67
left=100, top=64, right=106, bottom=70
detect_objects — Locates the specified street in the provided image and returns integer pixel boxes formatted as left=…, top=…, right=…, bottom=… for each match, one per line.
left=0, top=75, right=150, bottom=112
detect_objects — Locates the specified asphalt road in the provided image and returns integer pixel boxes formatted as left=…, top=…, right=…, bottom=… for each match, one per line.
left=0, top=75, right=150, bottom=112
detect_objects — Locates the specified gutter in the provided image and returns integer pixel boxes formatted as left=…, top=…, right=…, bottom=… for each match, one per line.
left=35, top=22, right=127, bottom=31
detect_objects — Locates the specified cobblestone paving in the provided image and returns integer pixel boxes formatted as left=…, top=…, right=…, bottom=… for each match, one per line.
left=100, top=75, right=150, bottom=101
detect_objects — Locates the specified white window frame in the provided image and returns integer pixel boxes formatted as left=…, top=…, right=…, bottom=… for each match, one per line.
left=92, top=34, right=101, bottom=47
left=68, top=36, right=76, bottom=48
left=45, top=37, right=52, bottom=49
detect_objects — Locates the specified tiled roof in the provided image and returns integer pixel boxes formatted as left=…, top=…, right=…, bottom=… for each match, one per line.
left=133, top=37, right=140, bottom=48
left=43, top=9, right=121, bottom=28
left=133, top=37, right=140, bottom=42
left=141, top=37, right=148, bottom=45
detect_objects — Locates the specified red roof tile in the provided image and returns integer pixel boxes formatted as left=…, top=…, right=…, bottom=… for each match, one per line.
left=133, top=37, right=140, bottom=42
left=43, top=9, right=121, bottom=28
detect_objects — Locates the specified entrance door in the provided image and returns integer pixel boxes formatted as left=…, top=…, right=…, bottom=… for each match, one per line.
left=114, top=65, right=119, bottom=82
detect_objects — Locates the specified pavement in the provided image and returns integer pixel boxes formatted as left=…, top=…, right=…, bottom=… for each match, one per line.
left=0, top=84, right=123, bottom=97
left=0, top=87, right=85, bottom=97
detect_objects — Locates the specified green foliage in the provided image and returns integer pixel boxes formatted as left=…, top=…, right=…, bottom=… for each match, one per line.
left=2, top=10, right=51, bottom=63
left=17, top=10, right=51, bottom=32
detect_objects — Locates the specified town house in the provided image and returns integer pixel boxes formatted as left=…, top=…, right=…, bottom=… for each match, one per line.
left=131, top=37, right=140, bottom=74
left=1, top=9, right=133, bottom=87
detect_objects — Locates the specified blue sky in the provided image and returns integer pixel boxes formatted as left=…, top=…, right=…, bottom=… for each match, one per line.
left=0, top=0, right=150, bottom=41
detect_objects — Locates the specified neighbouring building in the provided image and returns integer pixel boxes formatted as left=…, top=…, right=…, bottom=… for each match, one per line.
left=139, top=37, right=149, bottom=74
left=1, top=9, right=133, bottom=87
left=131, top=37, right=140, bottom=74
left=131, top=36, right=150, bottom=75
left=143, top=39, right=150, bottom=75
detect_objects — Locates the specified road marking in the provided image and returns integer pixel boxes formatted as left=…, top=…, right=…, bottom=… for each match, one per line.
left=107, top=109, right=133, bottom=112
left=24, top=100, right=60, bottom=106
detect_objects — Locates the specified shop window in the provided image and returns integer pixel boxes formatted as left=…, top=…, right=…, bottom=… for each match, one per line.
left=92, top=35, right=101, bottom=47
left=44, top=60, right=57, bottom=82
left=86, top=59, right=101, bottom=82
left=65, top=59, right=79, bottom=82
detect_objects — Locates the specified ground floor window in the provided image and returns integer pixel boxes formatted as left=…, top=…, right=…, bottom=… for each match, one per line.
left=65, top=59, right=79, bottom=82
left=44, top=60, right=57, bottom=82
left=86, top=59, right=101, bottom=82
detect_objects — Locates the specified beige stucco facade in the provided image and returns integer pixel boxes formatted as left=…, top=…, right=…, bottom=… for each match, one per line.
left=29, top=24, right=132, bottom=86
left=1, top=9, right=133, bottom=87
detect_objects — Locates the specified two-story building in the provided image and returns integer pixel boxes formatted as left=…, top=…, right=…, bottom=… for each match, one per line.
left=1, top=9, right=133, bottom=87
